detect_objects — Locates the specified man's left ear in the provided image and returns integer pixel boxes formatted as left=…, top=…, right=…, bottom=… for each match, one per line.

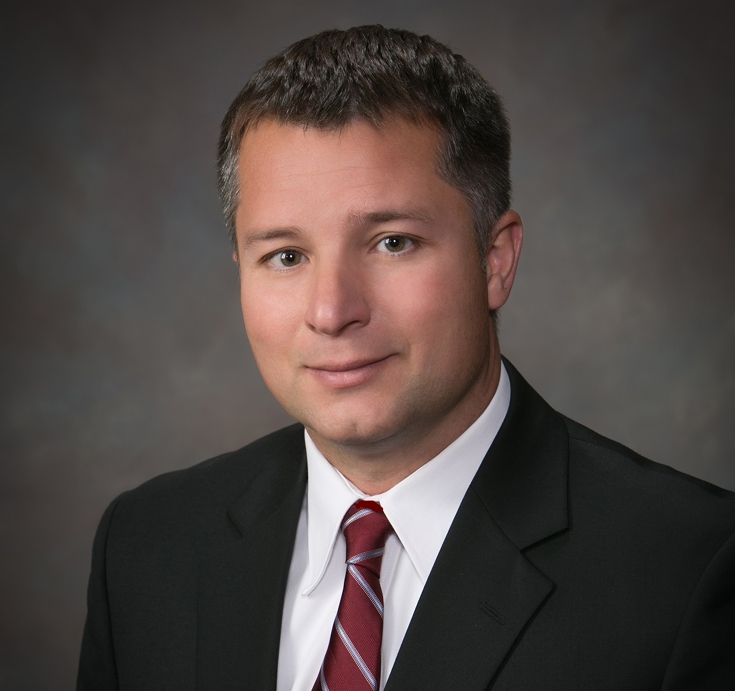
left=485, top=210, right=523, bottom=311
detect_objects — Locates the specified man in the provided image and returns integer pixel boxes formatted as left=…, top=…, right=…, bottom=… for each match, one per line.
left=78, top=26, right=735, bottom=690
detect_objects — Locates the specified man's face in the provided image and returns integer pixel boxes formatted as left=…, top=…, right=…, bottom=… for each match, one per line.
left=235, top=119, right=500, bottom=461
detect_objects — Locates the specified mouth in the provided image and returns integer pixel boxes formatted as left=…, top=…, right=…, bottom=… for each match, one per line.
left=305, top=355, right=394, bottom=388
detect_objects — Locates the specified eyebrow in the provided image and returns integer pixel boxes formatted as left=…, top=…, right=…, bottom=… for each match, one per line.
left=240, top=227, right=301, bottom=248
left=347, top=209, right=434, bottom=227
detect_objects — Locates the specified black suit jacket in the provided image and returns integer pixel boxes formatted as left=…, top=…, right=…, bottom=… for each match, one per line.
left=78, top=361, right=735, bottom=690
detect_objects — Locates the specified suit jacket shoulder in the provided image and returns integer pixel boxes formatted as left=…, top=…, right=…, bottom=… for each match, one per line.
left=113, top=422, right=306, bottom=520
left=562, top=413, right=735, bottom=558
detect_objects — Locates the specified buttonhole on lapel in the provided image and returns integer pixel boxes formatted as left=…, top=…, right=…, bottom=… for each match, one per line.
left=480, top=602, right=505, bottom=625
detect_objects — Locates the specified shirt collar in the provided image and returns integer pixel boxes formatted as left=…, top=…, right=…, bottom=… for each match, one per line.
left=303, top=362, right=511, bottom=593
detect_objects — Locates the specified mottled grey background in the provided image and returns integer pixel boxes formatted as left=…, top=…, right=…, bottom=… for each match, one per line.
left=2, top=0, right=734, bottom=688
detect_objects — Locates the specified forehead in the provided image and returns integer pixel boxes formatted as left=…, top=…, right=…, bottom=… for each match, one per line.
left=239, top=117, right=440, bottom=177
left=235, top=118, right=471, bottom=231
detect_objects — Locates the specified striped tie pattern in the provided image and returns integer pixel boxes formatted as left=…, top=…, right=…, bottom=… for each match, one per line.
left=313, top=500, right=393, bottom=691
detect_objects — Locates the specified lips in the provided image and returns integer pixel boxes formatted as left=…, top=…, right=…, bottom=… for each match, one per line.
left=307, top=355, right=392, bottom=372
left=305, top=355, right=394, bottom=388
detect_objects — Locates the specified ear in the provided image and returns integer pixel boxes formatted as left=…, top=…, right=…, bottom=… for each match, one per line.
left=485, top=210, right=523, bottom=311
left=232, top=249, right=242, bottom=279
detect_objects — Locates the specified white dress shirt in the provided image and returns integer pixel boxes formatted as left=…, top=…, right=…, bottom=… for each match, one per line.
left=276, top=363, right=511, bottom=691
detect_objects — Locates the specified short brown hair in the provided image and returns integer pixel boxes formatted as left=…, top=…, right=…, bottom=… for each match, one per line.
left=217, top=25, right=511, bottom=258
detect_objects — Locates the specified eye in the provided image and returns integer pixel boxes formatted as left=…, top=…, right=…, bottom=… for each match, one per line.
left=377, top=236, right=414, bottom=253
left=267, top=249, right=306, bottom=268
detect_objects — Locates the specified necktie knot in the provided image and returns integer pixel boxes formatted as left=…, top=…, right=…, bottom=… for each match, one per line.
left=342, top=501, right=392, bottom=575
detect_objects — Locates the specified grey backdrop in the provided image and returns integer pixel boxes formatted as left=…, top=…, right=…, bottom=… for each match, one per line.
left=2, top=0, right=734, bottom=688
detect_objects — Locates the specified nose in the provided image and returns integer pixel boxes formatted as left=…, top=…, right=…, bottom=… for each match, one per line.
left=304, top=261, right=371, bottom=336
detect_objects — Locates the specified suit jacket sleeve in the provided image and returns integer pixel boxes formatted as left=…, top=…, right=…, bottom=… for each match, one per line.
left=661, top=530, right=735, bottom=690
left=77, top=495, right=124, bottom=691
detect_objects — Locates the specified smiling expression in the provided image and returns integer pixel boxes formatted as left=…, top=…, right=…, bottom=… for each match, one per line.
left=235, top=118, right=505, bottom=473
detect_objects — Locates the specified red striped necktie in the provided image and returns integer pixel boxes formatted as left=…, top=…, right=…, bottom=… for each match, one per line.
left=313, top=500, right=393, bottom=691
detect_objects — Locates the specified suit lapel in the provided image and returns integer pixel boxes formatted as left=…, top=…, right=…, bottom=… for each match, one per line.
left=385, top=491, right=553, bottom=690
left=386, top=360, right=569, bottom=690
left=196, top=428, right=307, bottom=691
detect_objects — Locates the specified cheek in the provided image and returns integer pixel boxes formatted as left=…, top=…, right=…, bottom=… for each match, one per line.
left=241, top=316, right=298, bottom=398
left=390, top=263, right=487, bottom=332
left=240, top=287, right=300, bottom=361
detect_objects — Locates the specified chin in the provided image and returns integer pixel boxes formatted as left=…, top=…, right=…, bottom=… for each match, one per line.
left=304, top=411, right=404, bottom=450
